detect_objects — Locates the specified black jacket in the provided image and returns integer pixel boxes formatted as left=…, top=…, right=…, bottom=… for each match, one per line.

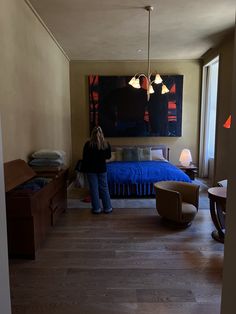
left=81, top=141, right=111, bottom=173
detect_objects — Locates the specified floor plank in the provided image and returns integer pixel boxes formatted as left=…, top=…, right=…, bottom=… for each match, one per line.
left=9, top=208, right=223, bottom=314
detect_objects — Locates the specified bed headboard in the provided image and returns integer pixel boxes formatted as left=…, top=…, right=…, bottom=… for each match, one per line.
left=111, top=145, right=170, bottom=161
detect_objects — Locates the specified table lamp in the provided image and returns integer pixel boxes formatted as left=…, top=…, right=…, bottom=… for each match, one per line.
left=179, top=149, right=192, bottom=167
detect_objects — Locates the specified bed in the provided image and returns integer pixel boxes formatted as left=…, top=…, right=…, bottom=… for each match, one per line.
left=106, top=145, right=191, bottom=197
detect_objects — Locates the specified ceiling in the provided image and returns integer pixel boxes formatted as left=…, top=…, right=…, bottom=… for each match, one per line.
left=28, top=0, right=235, bottom=60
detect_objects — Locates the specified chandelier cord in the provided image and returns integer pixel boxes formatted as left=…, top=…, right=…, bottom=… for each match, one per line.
left=147, top=7, right=151, bottom=81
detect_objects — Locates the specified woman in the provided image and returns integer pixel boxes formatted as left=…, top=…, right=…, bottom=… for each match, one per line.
left=82, top=126, right=112, bottom=214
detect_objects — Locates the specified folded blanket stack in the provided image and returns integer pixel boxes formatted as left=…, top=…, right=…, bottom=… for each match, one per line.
left=29, top=149, right=66, bottom=172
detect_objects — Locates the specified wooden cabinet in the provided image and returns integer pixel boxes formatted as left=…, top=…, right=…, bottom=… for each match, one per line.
left=4, top=159, right=68, bottom=259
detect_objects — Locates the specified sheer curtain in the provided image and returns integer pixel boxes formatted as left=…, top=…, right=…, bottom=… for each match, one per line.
left=199, top=58, right=219, bottom=178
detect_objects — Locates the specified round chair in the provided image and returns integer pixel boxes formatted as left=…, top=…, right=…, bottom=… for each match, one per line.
left=154, top=181, right=200, bottom=227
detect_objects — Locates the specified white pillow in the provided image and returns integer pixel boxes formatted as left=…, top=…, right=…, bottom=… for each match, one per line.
left=32, top=149, right=66, bottom=159
left=115, top=148, right=123, bottom=161
left=138, top=147, right=152, bottom=161
left=106, top=152, right=116, bottom=163
left=151, top=149, right=167, bottom=161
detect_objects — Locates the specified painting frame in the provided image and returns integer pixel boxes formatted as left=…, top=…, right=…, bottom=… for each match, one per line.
left=88, top=75, right=183, bottom=137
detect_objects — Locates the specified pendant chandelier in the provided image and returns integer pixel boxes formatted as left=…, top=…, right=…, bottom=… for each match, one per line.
left=128, top=6, right=169, bottom=101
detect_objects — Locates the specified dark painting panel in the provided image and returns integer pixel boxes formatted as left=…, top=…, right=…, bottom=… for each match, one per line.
left=88, top=75, right=183, bottom=137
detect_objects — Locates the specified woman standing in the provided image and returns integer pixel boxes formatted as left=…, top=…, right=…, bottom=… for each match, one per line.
left=82, top=126, right=112, bottom=214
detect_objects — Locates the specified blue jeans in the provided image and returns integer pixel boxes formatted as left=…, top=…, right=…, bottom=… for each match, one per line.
left=87, top=172, right=112, bottom=213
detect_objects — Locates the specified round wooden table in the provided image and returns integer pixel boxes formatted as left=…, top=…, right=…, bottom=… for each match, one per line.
left=208, top=187, right=227, bottom=243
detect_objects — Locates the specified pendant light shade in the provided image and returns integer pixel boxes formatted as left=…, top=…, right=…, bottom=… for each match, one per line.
left=154, top=74, right=163, bottom=84
left=148, top=84, right=155, bottom=94
left=128, top=76, right=141, bottom=88
left=161, top=84, right=169, bottom=94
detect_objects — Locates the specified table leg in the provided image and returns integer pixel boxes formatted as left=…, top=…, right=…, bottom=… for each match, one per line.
left=209, top=199, right=225, bottom=243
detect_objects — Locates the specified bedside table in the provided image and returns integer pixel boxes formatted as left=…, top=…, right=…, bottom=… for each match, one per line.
left=177, top=164, right=198, bottom=180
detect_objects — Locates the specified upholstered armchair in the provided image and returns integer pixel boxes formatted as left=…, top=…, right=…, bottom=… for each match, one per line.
left=154, top=181, right=200, bottom=227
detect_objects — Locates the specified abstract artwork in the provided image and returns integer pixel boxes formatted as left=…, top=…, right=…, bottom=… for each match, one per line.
left=88, top=75, right=183, bottom=137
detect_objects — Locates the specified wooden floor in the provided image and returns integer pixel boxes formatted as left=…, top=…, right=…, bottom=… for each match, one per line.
left=9, top=208, right=224, bottom=314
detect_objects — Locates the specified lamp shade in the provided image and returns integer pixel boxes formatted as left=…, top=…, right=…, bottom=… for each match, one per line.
left=148, top=84, right=155, bottom=94
left=161, top=84, right=169, bottom=94
left=179, top=149, right=192, bottom=167
left=128, top=76, right=141, bottom=89
left=154, top=74, right=163, bottom=84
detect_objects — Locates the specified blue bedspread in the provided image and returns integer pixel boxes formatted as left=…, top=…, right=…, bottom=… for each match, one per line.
left=107, top=161, right=191, bottom=196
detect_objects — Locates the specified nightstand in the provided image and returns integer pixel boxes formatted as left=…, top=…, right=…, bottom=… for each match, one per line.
left=177, top=164, right=198, bottom=180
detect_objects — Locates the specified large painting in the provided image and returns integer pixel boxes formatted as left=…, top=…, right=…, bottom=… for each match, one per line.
left=88, top=75, right=183, bottom=137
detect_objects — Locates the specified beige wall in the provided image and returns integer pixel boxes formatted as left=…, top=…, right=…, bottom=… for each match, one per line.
left=70, top=60, right=201, bottom=167
left=0, top=120, right=11, bottom=313
left=202, top=32, right=235, bottom=183
left=0, top=0, right=72, bottom=164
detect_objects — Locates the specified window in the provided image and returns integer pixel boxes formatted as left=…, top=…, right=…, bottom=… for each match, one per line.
left=199, top=56, right=219, bottom=178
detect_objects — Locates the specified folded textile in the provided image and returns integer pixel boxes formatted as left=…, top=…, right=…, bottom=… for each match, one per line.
left=29, top=158, right=64, bottom=167
left=16, top=177, right=52, bottom=192
left=30, top=165, right=62, bottom=172
left=32, top=149, right=65, bottom=160
left=16, top=182, right=41, bottom=192
left=32, top=177, right=52, bottom=186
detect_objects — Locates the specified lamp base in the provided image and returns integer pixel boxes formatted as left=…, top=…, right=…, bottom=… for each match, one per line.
left=180, top=162, right=191, bottom=167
